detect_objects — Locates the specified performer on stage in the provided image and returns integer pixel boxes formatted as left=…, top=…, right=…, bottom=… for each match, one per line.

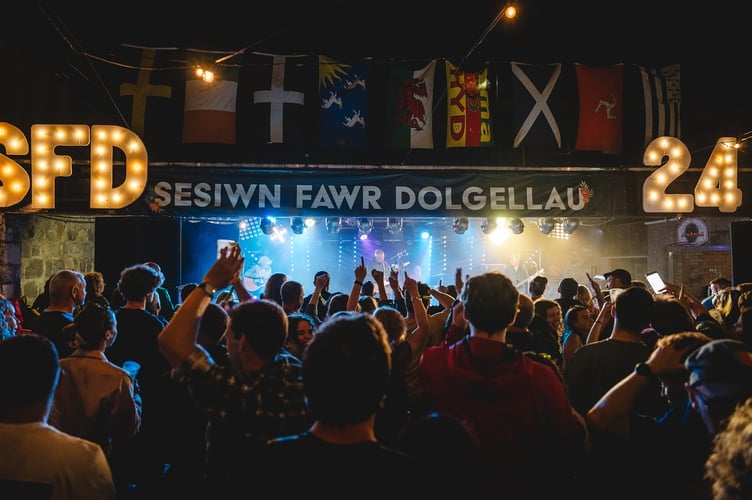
left=506, top=253, right=530, bottom=293
left=368, top=249, right=390, bottom=284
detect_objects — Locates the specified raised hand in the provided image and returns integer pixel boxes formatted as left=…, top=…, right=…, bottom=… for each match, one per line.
left=355, top=256, right=368, bottom=282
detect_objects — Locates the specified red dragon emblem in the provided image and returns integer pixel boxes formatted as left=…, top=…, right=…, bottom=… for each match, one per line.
left=395, top=78, right=428, bottom=130
left=579, top=181, right=594, bottom=204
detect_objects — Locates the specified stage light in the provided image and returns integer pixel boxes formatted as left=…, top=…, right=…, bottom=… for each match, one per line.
left=481, top=218, right=497, bottom=235
left=357, top=217, right=373, bottom=238
left=325, top=217, right=342, bottom=234
left=239, top=218, right=262, bottom=240
left=290, top=217, right=306, bottom=235
left=259, top=216, right=276, bottom=235
left=562, top=218, right=580, bottom=234
left=538, top=217, right=556, bottom=235
left=509, top=218, right=525, bottom=235
left=386, top=217, right=403, bottom=233
left=453, top=217, right=469, bottom=234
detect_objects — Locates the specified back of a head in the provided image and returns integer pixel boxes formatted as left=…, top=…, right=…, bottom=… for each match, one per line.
left=280, top=280, right=304, bottom=304
left=303, top=312, right=390, bottom=426
left=360, top=280, right=375, bottom=297
left=229, top=299, right=287, bottom=360
left=118, top=264, right=161, bottom=301
left=513, top=294, right=535, bottom=329
left=529, top=275, right=548, bottom=297
left=199, top=302, right=229, bottom=345
left=462, top=272, right=518, bottom=333
left=558, top=278, right=579, bottom=298
left=0, top=334, right=59, bottom=417
left=263, top=273, right=288, bottom=305
left=143, top=261, right=165, bottom=286
left=651, top=294, right=695, bottom=336
left=613, top=286, right=655, bottom=333
left=180, top=283, right=199, bottom=302
left=358, top=295, right=378, bottom=314
left=84, top=271, right=105, bottom=296
left=373, top=305, right=407, bottom=344
left=326, top=292, right=349, bottom=316
left=68, top=303, right=117, bottom=350
left=49, top=270, right=84, bottom=303
left=576, top=284, right=593, bottom=303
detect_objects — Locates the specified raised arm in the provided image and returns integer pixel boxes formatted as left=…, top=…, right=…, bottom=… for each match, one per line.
left=158, top=245, right=244, bottom=368
left=347, top=256, right=368, bottom=312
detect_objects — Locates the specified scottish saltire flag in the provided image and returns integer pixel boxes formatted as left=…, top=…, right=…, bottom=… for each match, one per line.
left=318, top=56, right=370, bottom=149
left=182, top=50, right=240, bottom=144
left=511, top=62, right=564, bottom=149
left=639, top=64, right=681, bottom=146
left=384, top=59, right=436, bottom=149
left=106, top=44, right=180, bottom=147
left=247, top=52, right=307, bottom=144
left=445, top=60, right=494, bottom=148
left=574, top=63, right=623, bottom=153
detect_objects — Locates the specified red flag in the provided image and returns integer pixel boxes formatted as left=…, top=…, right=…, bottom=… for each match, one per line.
left=574, top=64, right=623, bottom=153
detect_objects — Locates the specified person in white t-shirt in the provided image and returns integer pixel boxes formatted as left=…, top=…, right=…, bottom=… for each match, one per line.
left=0, top=334, right=115, bottom=499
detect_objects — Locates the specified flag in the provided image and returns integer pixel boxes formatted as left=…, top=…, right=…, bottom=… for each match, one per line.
left=246, top=52, right=308, bottom=145
left=445, top=60, right=494, bottom=148
left=384, top=59, right=436, bottom=149
left=574, top=63, right=623, bottom=153
left=318, top=56, right=371, bottom=149
left=182, top=50, right=240, bottom=144
left=100, top=44, right=181, bottom=149
left=511, top=62, right=564, bottom=149
left=639, top=64, right=681, bottom=146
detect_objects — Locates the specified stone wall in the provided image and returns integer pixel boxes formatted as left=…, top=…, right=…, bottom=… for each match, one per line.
left=3, top=214, right=96, bottom=304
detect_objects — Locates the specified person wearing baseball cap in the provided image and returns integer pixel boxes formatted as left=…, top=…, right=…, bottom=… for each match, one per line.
left=684, top=338, right=752, bottom=436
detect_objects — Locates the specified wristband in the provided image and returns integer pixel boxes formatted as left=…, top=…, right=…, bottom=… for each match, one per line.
left=354, top=280, right=363, bottom=286
left=198, top=282, right=216, bottom=297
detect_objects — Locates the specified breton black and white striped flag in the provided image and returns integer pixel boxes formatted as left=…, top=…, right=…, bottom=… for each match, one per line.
left=639, top=64, right=681, bottom=146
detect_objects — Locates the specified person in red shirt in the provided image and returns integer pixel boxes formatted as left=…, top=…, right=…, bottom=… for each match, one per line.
left=419, top=271, right=587, bottom=499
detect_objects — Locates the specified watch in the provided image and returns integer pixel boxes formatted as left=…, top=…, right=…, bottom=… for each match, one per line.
left=198, top=282, right=217, bottom=297
left=634, top=362, right=658, bottom=381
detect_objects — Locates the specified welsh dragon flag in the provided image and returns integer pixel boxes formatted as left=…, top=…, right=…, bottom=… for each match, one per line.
left=445, top=60, right=494, bottom=148
left=384, top=59, right=436, bottom=149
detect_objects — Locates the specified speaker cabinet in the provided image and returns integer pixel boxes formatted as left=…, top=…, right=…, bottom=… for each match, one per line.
left=731, top=220, right=752, bottom=285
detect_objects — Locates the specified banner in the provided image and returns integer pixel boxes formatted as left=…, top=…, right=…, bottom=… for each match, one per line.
left=133, top=168, right=621, bottom=218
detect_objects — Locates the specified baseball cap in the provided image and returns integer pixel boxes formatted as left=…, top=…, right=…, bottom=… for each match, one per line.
left=685, top=339, right=752, bottom=397
left=603, top=268, right=632, bottom=286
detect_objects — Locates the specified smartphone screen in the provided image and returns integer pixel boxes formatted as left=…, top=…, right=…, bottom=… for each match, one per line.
left=646, top=272, right=666, bottom=294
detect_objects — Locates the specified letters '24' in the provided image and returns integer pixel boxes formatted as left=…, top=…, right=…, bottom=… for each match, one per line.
left=643, top=136, right=742, bottom=213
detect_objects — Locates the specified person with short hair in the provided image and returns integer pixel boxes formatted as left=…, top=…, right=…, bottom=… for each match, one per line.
left=32, top=269, right=87, bottom=358
left=0, top=334, right=116, bottom=498
left=157, top=245, right=308, bottom=496
left=419, top=271, right=586, bottom=498
left=258, top=312, right=414, bottom=495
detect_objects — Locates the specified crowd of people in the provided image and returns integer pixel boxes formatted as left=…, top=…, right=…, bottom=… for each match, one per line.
left=2, top=249, right=752, bottom=499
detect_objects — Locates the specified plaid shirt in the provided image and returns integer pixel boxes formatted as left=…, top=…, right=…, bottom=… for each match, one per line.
left=174, top=346, right=309, bottom=480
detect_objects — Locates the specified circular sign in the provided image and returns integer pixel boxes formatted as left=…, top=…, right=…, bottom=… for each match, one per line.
left=677, top=217, right=708, bottom=245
